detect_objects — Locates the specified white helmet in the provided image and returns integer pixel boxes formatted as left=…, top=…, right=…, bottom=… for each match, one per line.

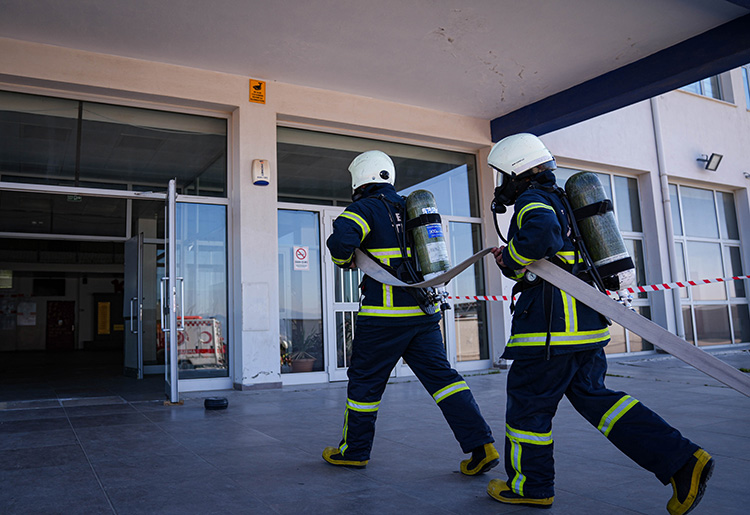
left=348, top=150, right=395, bottom=190
left=488, top=133, right=556, bottom=211
left=487, top=133, right=555, bottom=177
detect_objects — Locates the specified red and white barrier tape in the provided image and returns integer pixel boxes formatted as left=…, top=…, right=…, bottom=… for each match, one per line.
left=449, top=274, right=750, bottom=302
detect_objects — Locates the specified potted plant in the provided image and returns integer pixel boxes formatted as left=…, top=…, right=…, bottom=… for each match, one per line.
left=289, top=325, right=321, bottom=373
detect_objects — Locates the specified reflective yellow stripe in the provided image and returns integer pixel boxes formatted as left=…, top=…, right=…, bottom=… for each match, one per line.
left=339, top=211, right=371, bottom=241
left=561, top=291, right=577, bottom=333
left=510, top=439, right=524, bottom=495
left=508, top=239, right=534, bottom=267
left=332, top=255, right=352, bottom=266
left=508, top=328, right=610, bottom=347
left=506, top=424, right=553, bottom=445
left=598, top=395, right=639, bottom=437
left=368, top=247, right=410, bottom=260
left=432, top=381, right=469, bottom=403
left=346, top=398, right=380, bottom=412
left=517, top=202, right=555, bottom=228
left=555, top=250, right=582, bottom=264
left=359, top=306, right=427, bottom=317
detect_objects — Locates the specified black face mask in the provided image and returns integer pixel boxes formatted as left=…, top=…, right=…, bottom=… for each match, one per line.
left=491, top=173, right=526, bottom=214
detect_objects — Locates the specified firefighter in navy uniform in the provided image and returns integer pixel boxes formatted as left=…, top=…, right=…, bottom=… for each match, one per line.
left=322, top=150, right=498, bottom=475
left=485, top=133, right=713, bottom=514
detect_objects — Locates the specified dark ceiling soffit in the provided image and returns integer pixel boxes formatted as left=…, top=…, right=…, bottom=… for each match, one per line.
left=490, top=13, right=750, bottom=142
left=726, top=0, right=750, bottom=9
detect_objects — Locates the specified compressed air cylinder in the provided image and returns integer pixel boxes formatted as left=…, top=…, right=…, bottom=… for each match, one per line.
left=406, top=190, right=451, bottom=280
left=564, top=172, right=635, bottom=291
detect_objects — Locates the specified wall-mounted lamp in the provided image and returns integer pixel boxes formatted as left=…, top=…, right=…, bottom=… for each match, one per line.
left=696, top=153, right=722, bottom=171
left=743, top=172, right=750, bottom=179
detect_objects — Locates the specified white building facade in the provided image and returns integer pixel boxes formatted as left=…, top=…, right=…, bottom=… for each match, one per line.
left=0, top=38, right=747, bottom=395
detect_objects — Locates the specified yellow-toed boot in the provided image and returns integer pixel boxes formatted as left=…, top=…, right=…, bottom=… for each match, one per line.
left=667, top=448, right=714, bottom=515
left=487, top=478, right=553, bottom=509
left=322, top=446, right=368, bottom=468
left=460, top=442, right=500, bottom=476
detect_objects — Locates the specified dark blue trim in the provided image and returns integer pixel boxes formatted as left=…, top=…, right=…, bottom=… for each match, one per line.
left=726, top=1, right=750, bottom=9
left=491, top=14, right=750, bottom=141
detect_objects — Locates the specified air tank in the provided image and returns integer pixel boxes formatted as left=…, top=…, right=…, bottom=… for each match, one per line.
left=405, top=190, right=451, bottom=280
left=565, top=172, right=635, bottom=291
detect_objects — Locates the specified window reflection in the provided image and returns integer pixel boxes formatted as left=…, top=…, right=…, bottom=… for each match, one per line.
left=278, top=210, right=324, bottom=373
left=175, top=203, right=229, bottom=378
left=681, top=186, right=718, bottom=238
left=277, top=127, right=478, bottom=215
left=449, top=222, right=489, bottom=361
left=686, top=242, right=725, bottom=301
left=0, top=90, right=227, bottom=196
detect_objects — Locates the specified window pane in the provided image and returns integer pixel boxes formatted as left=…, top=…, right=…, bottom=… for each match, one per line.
left=629, top=307, right=654, bottom=352
left=702, top=76, right=723, bottom=100
left=175, top=203, right=229, bottom=378
left=669, top=184, right=682, bottom=236
left=0, top=190, right=126, bottom=237
left=553, top=167, right=578, bottom=187
left=727, top=247, right=746, bottom=298
left=681, top=186, right=718, bottom=238
left=277, top=127, right=479, bottom=216
left=683, top=307, right=695, bottom=344
left=717, top=191, right=739, bottom=240
left=731, top=305, right=750, bottom=344
left=681, top=82, right=702, bottom=95
left=674, top=242, right=688, bottom=299
left=744, top=66, right=750, bottom=110
left=624, top=239, right=647, bottom=299
left=0, top=90, right=228, bottom=196
left=614, top=176, right=642, bottom=232
left=278, top=210, right=324, bottom=373
left=595, top=172, right=612, bottom=200
left=605, top=322, right=627, bottom=354
left=335, top=311, right=355, bottom=368
left=694, top=305, right=731, bottom=346
left=686, top=242, right=726, bottom=300
left=450, top=222, right=488, bottom=361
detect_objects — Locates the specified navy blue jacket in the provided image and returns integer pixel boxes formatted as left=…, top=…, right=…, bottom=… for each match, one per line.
left=499, top=171, right=610, bottom=359
left=327, top=183, right=440, bottom=326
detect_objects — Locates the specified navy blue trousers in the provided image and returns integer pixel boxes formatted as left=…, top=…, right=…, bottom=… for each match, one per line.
left=337, top=319, right=494, bottom=460
left=504, top=347, right=698, bottom=498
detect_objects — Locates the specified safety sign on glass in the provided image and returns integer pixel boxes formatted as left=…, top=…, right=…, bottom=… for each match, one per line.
left=294, top=246, right=309, bottom=271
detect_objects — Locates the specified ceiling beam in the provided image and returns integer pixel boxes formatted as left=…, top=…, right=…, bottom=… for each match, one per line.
left=491, top=13, right=750, bottom=141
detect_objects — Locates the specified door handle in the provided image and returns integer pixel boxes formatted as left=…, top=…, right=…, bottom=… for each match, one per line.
left=177, top=277, right=185, bottom=331
left=129, top=296, right=139, bottom=334
left=160, top=277, right=168, bottom=331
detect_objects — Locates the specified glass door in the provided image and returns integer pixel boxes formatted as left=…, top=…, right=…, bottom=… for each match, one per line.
left=163, top=179, right=180, bottom=402
left=323, top=209, right=358, bottom=381
left=123, top=233, right=144, bottom=378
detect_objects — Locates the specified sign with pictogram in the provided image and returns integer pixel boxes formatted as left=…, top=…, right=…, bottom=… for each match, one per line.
left=249, top=79, right=266, bottom=104
left=294, top=246, right=309, bottom=271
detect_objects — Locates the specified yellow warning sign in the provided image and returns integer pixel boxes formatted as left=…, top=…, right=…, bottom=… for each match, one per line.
left=249, top=79, right=266, bottom=104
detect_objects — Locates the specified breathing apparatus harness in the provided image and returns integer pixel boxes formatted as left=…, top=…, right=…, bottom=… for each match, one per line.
left=491, top=175, right=613, bottom=359
left=355, top=192, right=449, bottom=315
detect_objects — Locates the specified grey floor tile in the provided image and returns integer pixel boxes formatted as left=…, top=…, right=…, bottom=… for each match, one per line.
left=0, top=428, right=78, bottom=451
left=91, top=451, right=223, bottom=488
left=67, top=411, right=152, bottom=429
left=0, top=406, right=66, bottom=422
left=0, top=464, right=113, bottom=515
left=0, top=416, right=71, bottom=434
left=105, top=475, right=271, bottom=515
left=0, top=444, right=89, bottom=471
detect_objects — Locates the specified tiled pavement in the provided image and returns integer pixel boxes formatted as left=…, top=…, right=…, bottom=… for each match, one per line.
left=1, top=348, right=748, bottom=514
